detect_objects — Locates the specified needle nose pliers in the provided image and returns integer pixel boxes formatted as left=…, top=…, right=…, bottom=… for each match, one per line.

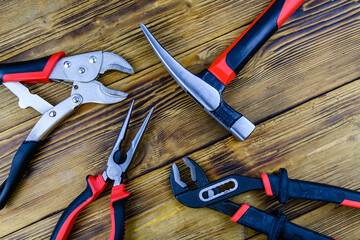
left=171, top=158, right=360, bottom=240
left=50, top=101, right=153, bottom=240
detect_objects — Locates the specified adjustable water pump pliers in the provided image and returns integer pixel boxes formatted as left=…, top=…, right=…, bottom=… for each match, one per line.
left=50, top=101, right=153, bottom=240
left=0, top=51, right=134, bottom=209
left=171, top=158, right=360, bottom=240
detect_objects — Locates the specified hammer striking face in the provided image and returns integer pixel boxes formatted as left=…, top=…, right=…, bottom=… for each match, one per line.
left=141, top=0, right=306, bottom=140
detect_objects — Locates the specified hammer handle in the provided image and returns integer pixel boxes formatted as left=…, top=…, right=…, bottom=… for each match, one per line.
left=208, top=0, right=305, bottom=86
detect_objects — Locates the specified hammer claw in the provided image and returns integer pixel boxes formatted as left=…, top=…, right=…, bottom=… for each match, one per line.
left=141, top=23, right=255, bottom=141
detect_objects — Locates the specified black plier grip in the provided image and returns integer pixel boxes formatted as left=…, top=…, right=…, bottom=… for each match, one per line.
left=50, top=175, right=131, bottom=240
left=51, top=175, right=107, bottom=240
left=262, top=168, right=360, bottom=207
left=0, top=92, right=84, bottom=209
left=230, top=203, right=334, bottom=240
left=110, top=184, right=132, bottom=240
left=0, top=141, right=41, bottom=209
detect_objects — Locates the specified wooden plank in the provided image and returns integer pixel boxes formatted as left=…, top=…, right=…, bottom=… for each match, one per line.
left=4, top=66, right=360, bottom=239
left=0, top=0, right=359, bottom=238
left=0, top=1, right=73, bottom=36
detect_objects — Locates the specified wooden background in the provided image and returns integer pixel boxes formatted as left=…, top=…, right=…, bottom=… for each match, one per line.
left=0, top=0, right=359, bottom=239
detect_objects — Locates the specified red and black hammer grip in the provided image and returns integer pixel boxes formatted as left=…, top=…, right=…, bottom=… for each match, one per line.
left=50, top=174, right=106, bottom=240
left=261, top=168, right=360, bottom=208
left=110, top=184, right=131, bottom=240
left=208, top=0, right=305, bottom=86
left=0, top=52, right=64, bottom=83
left=231, top=204, right=335, bottom=240
left=0, top=141, right=41, bottom=209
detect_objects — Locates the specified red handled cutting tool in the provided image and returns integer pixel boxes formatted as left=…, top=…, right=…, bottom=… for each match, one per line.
left=0, top=51, right=133, bottom=209
left=50, top=101, right=153, bottom=240
left=171, top=158, right=360, bottom=239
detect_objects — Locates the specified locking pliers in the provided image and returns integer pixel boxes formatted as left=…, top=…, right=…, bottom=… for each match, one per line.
left=0, top=51, right=133, bottom=209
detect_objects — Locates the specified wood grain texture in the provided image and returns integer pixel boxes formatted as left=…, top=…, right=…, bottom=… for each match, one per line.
left=0, top=0, right=359, bottom=239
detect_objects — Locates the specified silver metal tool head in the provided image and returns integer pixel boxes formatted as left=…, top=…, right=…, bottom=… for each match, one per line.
left=183, top=158, right=210, bottom=188
left=49, top=51, right=133, bottom=105
left=170, top=163, right=189, bottom=195
left=170, top=158, right=210, bottom=195
left=100, top=52, right=134, bottom=74
left=140, top=24, right=221, bottom=111
left=121, top=107, right=153, bottom=172
left=49, top=51, right=133, bottom=83
left=141, top=24, right=255, bottom=141
left=104, top=101, right=153, bottom=186
left=171, top=164, right=187, bottom=188
left=3, top=82, right=53, bottom=114
left=108, top=100, right=134, bottom=164
left=71, top=81, right=127, bottom=105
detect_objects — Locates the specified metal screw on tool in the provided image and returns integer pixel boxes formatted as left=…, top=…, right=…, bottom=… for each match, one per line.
left=108, top=167, right=119, bottom=178
left=63, top=61, right=71, bottom=68
left=72, top=96, right=80, bottom=103
left=89, top=56, right=97, bottom=64
left=78, top=67, right=85, bottom=74
left=49, top=111, right=56, bottom=117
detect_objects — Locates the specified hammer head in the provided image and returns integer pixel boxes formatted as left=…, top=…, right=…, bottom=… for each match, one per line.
left=140, top=24, right=255, bottom=141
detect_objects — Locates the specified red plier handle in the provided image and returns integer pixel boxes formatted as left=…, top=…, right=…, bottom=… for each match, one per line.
left=0, top=52, right=64, bottom=83
left=50, top=174, right=131, bottom=240
left=110, top=184, right=132, bottom=240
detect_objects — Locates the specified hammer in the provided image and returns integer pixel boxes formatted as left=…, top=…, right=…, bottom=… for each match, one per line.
left=141, top=0, right=306, bottom=141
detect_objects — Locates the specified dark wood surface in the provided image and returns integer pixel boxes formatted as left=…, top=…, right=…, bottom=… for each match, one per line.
left=0, top=0, right=359, bottom=239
